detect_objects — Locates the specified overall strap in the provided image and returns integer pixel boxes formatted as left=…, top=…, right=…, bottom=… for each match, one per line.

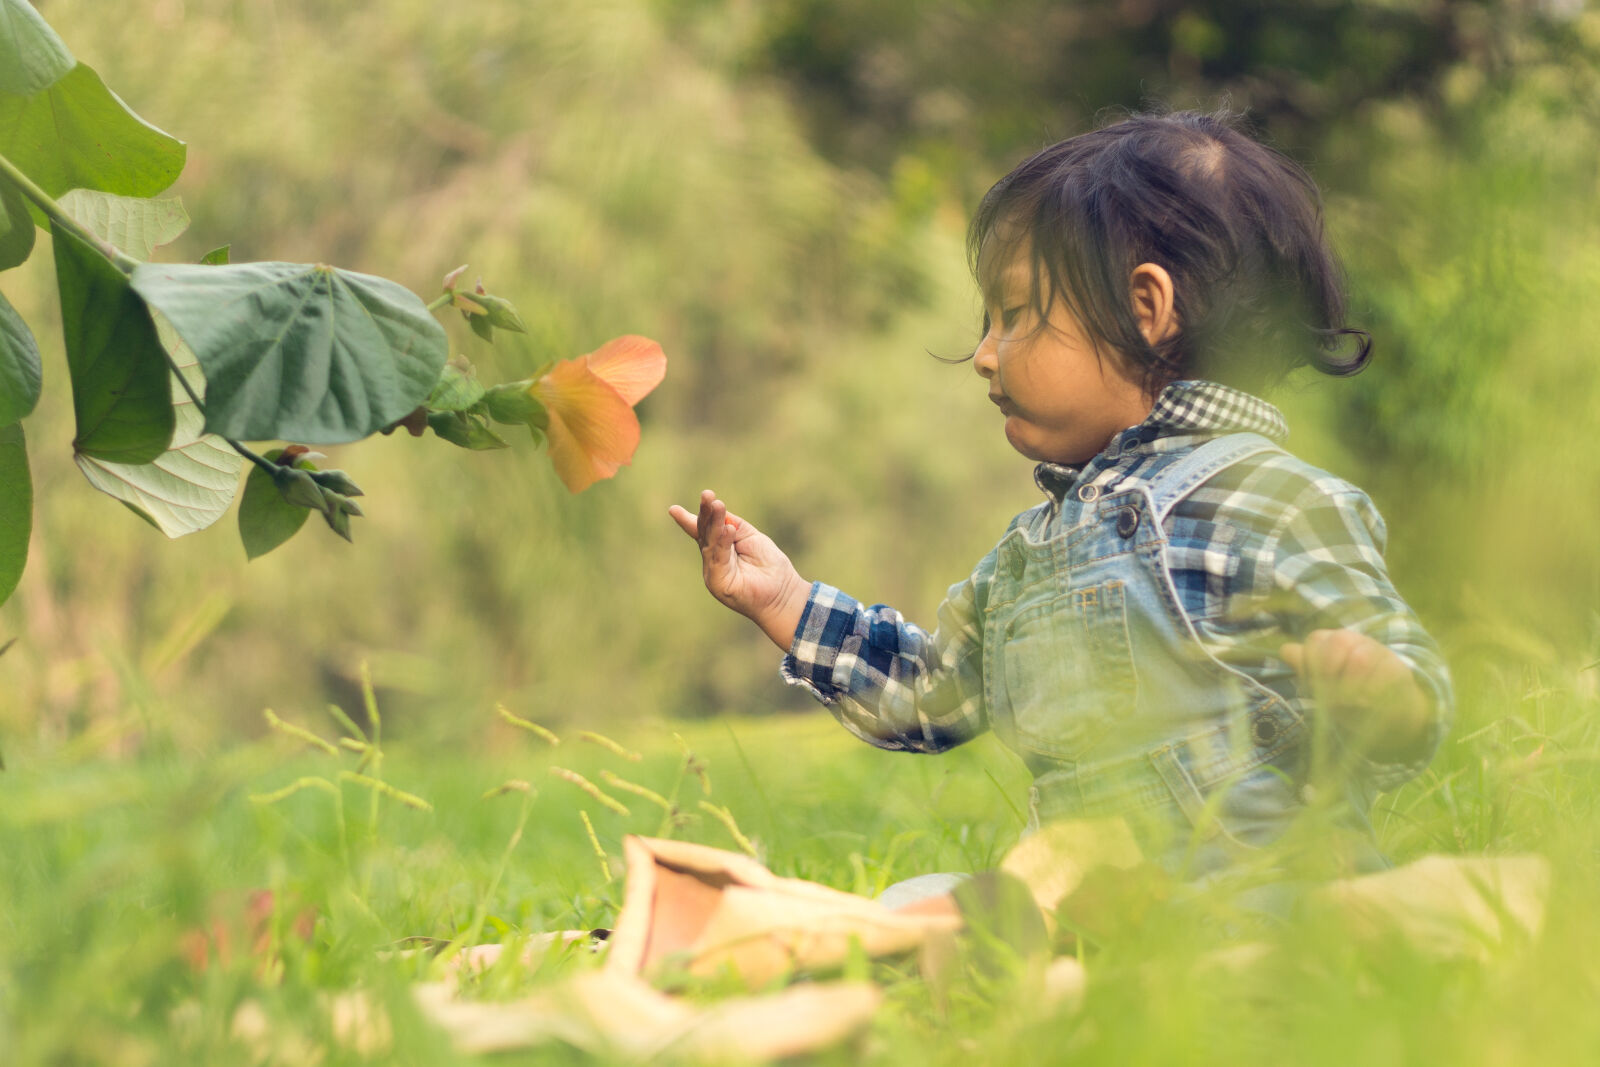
left=1145, top=432, right=1284, bottom=522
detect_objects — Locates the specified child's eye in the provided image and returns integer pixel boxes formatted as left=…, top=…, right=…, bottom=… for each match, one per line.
left=1000, top=305, right=1025, bottom=329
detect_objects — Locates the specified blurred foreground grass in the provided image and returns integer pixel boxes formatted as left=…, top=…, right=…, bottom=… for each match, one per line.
left=2, top=655, right=1599, bottom=1064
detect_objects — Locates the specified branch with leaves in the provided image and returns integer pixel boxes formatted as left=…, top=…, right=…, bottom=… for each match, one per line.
left=0, top=0, right=665, bottom=606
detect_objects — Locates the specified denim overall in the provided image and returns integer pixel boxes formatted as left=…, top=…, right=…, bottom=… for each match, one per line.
left=983, top=432, right=1316, bottom=878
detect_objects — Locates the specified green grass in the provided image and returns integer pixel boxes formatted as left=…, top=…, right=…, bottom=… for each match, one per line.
left=2, top=655, right=1598, bottom=1065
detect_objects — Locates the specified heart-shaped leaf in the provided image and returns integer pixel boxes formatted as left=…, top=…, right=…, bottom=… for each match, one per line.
left=74, top=315, right=244, bottom=537
left=130, top=261, right=448, bottom=444
left=54, top=226, right=175, bottom=463
left=58, top=189, right=188, bottom=262
left=0, top=420, right=30, bottom=605
left=0, top=0, right=74, bottom=97
left=0, top=178, right=34, bottom=271
left=0, top=287, right=40, bottom=426
left=0, top=62, right=185, bottom=200
left=237, top=456, right=310, bottom=561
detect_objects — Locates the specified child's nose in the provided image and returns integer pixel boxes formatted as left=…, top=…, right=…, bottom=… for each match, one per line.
left=973, top=334, right=998, bottom=379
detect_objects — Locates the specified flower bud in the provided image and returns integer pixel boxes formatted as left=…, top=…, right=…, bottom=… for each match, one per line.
left=469, top=292, right=527, bottom=334
left=309, top=469, right=364, bottom=498
left=271, top=466, right=327, bottom=511
left=323, top=499, right=354, bottom=542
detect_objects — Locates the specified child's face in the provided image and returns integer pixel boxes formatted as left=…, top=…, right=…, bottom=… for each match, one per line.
left=974, top=242, right=1154, bottom=466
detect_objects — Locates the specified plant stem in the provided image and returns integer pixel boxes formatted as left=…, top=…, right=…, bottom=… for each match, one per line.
left=224, top=437, right=281, bottom=476
left=0, top=152, right=282, bottom=480
left=159, top=353, right=281, bottom=476
left=426, top=292, right=453, bottom=313
left=0, top=150, right=139, bottom=273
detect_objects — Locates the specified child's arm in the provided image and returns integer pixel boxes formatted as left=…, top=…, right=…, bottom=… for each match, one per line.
left=1278, top=629, right=1433, bottom=764
left=670, top=489, right=992, bottom=753
left=667, top=490, right=811, bottom=652
left=1265, top=479, right=1451, bottom=783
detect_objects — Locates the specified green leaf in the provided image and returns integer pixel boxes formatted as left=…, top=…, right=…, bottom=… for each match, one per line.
left=57, top=189, right=188, bottom=262
left=237, top=461, right=310, bottom=560
left=54, top=226, right=175, bottom=463
left=130, top=261, right=449, bottom=444
left=199, top=244, right=230, bottom=266
left=427, top=410, right=508, bottom=450
left=0, top=420, right=29, bottom=605
left=0, top=178, right=34, bottom=271
left=426, top=358, right=486, bottom=412
left=0, top=62, right=185, bottom=200
left=0, top=287, right=41, bottom=426
left=73, top=315, right=244, bottom=537
left=0, top=0, right=75, bottom=96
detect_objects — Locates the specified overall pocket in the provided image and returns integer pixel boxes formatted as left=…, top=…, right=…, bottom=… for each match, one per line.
left=999, top=579, right=1139, bottom=761
left=1150, top=713, right=1306, bottom=854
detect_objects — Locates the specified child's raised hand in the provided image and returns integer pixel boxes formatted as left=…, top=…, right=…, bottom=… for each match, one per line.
left=1279, top=629, right=1432, bottom=763
left=668, top=490, right=810, bottom=652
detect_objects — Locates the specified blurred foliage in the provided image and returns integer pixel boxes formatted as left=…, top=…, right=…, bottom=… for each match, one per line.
left=699, top=0, right=1575, bottom=186
left=0, top=0, right=1019, bottom=746
left=0, top=0, right=1596, bottom=751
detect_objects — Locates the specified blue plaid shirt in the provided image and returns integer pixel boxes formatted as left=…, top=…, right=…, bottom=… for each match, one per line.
left=781, top=380, right=1452, bottom=791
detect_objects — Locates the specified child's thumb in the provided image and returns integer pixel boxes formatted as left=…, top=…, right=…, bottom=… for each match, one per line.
left=1279, top=642, right=1306, bottom=676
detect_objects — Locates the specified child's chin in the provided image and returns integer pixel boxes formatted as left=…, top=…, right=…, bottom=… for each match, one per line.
left=1002, top=419, right=1038, bottom=460
left=1005, top=422, right=1083, bottom=466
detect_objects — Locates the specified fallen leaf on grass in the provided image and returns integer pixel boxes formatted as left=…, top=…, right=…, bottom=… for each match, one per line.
left=606, top=836, right=962, bottom=987
left=444, top=930, right=607, bottom=974
left=1053, top=860, right=1175, bottom=945
left=1309, top=853, right=1551, bottom=960
left=413, top=969, right=881, bottom=1060
left=998, top=818, right=1144, bottom=915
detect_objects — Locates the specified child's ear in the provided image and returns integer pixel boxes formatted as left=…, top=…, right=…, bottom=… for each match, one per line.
left=1129, top=263, right=1178, bottom=346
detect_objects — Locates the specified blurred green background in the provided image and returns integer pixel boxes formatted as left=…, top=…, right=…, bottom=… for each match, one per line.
left=1, top=0, right=1596, bottom=753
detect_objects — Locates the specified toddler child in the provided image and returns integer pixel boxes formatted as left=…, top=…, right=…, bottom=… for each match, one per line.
left=669, top=110, right=1451, bottom=886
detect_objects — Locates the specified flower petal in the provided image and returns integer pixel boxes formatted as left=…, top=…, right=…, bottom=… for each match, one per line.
left=583, top=335, right=666, bottom=407
left=532, top=358, right=642, bottom=493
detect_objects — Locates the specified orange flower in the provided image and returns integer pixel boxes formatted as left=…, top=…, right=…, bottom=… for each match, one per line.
left=529, top=335, right=667, bottom=493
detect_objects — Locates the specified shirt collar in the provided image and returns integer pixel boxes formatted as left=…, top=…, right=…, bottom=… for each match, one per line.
left=1032, top=380, right=1288, bottom=501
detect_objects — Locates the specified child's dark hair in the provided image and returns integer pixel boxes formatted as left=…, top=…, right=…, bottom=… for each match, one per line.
left=969, top=109, right=1371, bottom=394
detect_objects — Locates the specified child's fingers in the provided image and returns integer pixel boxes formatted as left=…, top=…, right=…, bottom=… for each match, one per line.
left=1335, top=636, right=1378, bottom=684
left=693, top=489, right=717, bottom=542
left=1305, top=629, right=1356, bottom=683
left=699, top=496, right=737, bottom=570
left=667, top=504, right=700, bottom=539
left=1279, top=642, right=1305, bottom=675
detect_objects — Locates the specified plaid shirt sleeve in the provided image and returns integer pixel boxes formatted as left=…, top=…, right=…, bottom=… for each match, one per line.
left=779, top=569, right=991, bottom=753
left=1266, top=478, right=1454, bottom=791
